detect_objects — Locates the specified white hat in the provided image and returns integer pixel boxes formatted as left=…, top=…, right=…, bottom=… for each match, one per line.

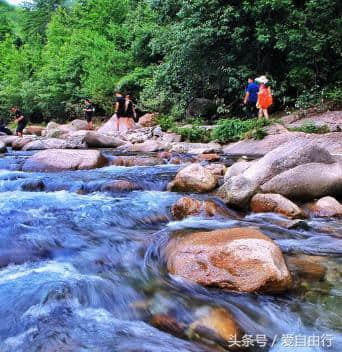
left=255, top=75, right=269, bottom=84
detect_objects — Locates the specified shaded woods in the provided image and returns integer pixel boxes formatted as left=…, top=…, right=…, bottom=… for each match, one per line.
left=0, top=0, right=341, bottom=121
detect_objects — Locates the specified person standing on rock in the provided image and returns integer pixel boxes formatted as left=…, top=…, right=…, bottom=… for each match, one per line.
left=11, top=106, right=27, bottom=137
left=243, top=77, right=259, bottom=118
left=124, top=94, right=137, bottom=130
left=83, top=98, right=95, bottom=130
left=256, top=76, right=273, bottom=120
left=114, top=91, right=126, bottom=132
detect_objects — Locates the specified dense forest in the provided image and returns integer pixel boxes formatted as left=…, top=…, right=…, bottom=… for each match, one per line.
left=0, top=0, right=341, bottom=122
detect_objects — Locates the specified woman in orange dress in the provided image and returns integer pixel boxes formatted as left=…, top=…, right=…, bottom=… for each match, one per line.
left=256, top=76, right=273, bottom=120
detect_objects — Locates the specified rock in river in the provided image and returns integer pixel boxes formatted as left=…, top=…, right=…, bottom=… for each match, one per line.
left=251, top=193, right=303, bottom=219
left=304, top=196, right=342, bottom=217
left=188, top=307, right=242, bottom=347
left=165, top=227, right=292, bottom=293
left=171, top=197, right=236, bottom=220
left=168, top=164, right=217, bottom=193
left=23, top=149, right=107, bottom=172
left=217, top=138, right=342, bottom=206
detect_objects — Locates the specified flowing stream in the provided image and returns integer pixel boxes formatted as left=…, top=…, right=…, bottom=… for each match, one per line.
left=0, top=149, right=341, bottom=352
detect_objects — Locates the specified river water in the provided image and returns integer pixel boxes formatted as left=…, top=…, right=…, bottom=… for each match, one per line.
left=0, top=149, right=341, bottom=352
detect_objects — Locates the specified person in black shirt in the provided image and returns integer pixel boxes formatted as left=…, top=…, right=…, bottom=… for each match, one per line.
left=83, top=99, right=94, bottom=130
left=114, top=92, right=126, bottom=132
left=11, top=107, right=27, bottom=137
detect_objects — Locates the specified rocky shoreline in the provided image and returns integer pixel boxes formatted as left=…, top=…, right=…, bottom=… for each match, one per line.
left=1, top=112, right=341, bottom=348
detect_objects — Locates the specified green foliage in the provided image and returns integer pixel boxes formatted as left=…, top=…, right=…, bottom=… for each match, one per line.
left=0, top=0, right=341, bottom=121
left=172, top=126, right=210, bottom=143
left=288, top=122, right=330, bottom=134
left=211, top=118, right=270, bottom=143
left=156, top=114, right=175, bottom=131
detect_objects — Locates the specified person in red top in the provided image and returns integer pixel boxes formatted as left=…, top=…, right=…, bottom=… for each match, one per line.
left=255, top=76, right=273, bottom=120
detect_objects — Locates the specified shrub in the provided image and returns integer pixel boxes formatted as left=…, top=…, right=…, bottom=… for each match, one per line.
left=156, top=114, right=175, bottom=131
left=211, top=118, right=270, bottom=143
left=173, top=125, right=209, bottom=142
left=288, top=122, right=330, bottom=134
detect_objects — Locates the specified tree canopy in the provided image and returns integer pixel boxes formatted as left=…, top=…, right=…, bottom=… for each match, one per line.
left=0, top=0, right=341, bottom=121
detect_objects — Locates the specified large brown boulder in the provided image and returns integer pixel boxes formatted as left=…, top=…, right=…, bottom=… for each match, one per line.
left=165, top=227, right=292, bottom=293
left=217, top=139, right=342, bottom=206
left=304, top=196, right=342, bottom=217
left=84, top=131, right=125, bottom=148
left=171, top=197, right=235, bottom=220
left=139, top=113, right=157, bottom=127
left=251, top=193, right=303, bottom=219
left=168, top=164, right=217, bottom=193
left=22, top=149, right=107, bottom=172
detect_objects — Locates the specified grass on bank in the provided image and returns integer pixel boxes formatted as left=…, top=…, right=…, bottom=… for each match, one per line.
left=288, top=122, right=330, bottom=134
left=157, top=115, right=271, bottom=143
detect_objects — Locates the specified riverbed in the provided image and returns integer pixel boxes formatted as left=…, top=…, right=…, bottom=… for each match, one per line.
left=0, top=149, right=341, bottom=352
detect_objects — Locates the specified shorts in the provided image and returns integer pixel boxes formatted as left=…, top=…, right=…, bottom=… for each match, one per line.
left=86, top=114, right=93, bottom=123
left=16, top=121, right=27, bottom=133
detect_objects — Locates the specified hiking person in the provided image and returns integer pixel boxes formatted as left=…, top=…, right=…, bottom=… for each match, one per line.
left=11, top=106, right=27, bottom=137
left=83, top=98, right=95, bottom=130
left=0, top=119, right=12, bottom=135
left=256, top=76, right=273, bottom=120
left=124, top=94, right=137, bottom=130
left=114, top=91, right=126, bottom=132
left=243, top=77, right=259, bottom=118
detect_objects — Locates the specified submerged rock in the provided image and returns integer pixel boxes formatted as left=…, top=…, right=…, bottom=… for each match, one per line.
left=21, top=179, right=45, bottom=192
left=100, top=180, right=141, bottom=192
left=304, top=196, right=342, bottom=217
left=286, top=254, right=327, bottom=281
left=23, top=149, right=107, bottom=172
left=251, top=193, right=303, bottom=219
left=150, top=314, right=186, bottom=338
left=165, top=227, right=292, bottom=293
left=168, top=164, right=217, bottom=193
left=171, top=197, right=235, bottom=220
left=188, top=307, right=241, bottom=347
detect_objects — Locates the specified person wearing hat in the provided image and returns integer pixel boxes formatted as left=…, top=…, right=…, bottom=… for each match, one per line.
left=255, top=76, right=273, bottom=120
